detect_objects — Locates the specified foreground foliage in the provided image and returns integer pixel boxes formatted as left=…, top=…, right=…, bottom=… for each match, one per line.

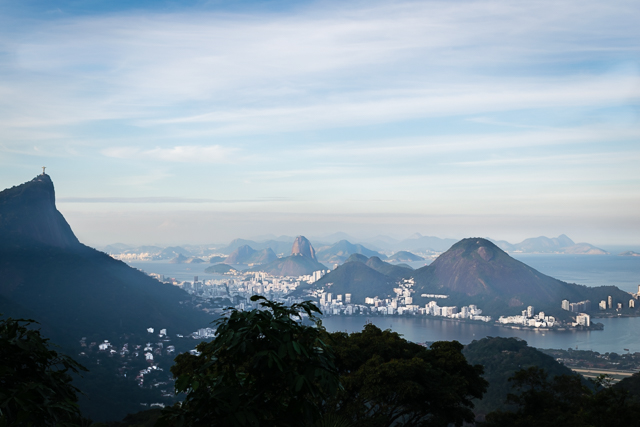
left=0, top=315, right=87, bottom=426
left=161, top=296, right=340, bottom=426
left=163, top=297, right=488, bottom=427
left=326, top=325, right=488, bottom=427
left=463, top=336, right=576, bottom=415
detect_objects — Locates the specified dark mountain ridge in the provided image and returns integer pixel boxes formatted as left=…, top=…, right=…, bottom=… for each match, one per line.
left=0, top=174, right=210, bottom=346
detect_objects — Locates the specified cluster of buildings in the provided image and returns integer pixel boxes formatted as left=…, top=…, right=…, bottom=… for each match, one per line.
left=78, top=328, right=178, bottom=397
left=594, top=295, right=636, bottom=310
left=176, top=273, right=305, bottom=303
left=498, top=306, right=558, bottom=328
left=176, top=272, right=496, bottom=323
left=563, top=294, right=637, bottom=318
left=165, top=269, right=623, bottom=330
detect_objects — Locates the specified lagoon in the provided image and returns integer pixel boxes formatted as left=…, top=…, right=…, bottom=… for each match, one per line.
left=322, top=315, right=640, bottom=354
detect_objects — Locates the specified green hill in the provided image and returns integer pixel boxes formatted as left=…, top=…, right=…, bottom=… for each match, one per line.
left=296, top=261, right=394, bottom=303
left=364, top=256, right=413, bottom=280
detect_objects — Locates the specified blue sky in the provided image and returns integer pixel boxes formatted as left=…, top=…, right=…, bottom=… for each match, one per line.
left=1, top=0, right=639, bottom=246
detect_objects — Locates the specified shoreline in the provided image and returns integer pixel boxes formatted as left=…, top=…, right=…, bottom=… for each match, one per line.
left=320, top=313, right=606, bottom=332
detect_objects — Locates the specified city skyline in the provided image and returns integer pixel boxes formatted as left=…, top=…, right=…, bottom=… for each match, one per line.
left=1, top=0, right=639, bottom=245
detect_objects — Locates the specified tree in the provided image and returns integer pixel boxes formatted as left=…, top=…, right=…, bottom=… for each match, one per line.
left=160, top=296, right=340, bottom=427
left=0, top=315, right=87, bottom=426
left=482, top=367, right=640, bottom=427
left=324, top=324, right=487, bottom=427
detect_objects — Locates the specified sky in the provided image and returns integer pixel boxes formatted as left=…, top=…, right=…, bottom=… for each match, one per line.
left=0, top=0, right=639, bottom=246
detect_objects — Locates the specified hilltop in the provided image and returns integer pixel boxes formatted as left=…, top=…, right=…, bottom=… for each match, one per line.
left=411, top=238, right=630, bottom=317
left=297, top=260, right=394, bottom=303
left=249, top=236, right=327, bottom=276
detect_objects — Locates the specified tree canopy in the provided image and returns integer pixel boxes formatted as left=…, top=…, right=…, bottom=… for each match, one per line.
left=162, top=297, right=488, bottom=427
left=160, top=296, right=340, bottom=427
left=482, top=367, right=640, bottom=427
left=0, top=315, right=87, bottom=426
left=325, top=324, right=487, bottom=427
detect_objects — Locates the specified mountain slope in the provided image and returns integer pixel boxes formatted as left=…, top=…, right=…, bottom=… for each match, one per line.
left=291, top=235, right=317, bottom=260
left=224, top=245, right=257, bottom=264
left=0, top=174, right=210, bottom=346
left=364, top=256, right=413, bottom=280
left=252, top=255, right=327, bottom=276
left=316, top=240, right=383, bottom=264
left=297, top=261, right=394, bottom=304
left=463, top=337, right=578, bottom=415
left=386, top=251, right=424, bottom=262
left=411, top=238, right=630, bottom=316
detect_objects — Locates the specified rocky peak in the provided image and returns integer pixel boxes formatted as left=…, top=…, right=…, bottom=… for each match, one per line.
left=0, top=174, right=80, bottom=248
left=291, top=235, right=317, bottom=260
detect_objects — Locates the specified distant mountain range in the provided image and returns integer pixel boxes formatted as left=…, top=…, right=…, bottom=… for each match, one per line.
left=489, top=234, right=608, bottom=255
left=224, top=245, right=278, bottom=265
left=99, top=232, right=609, bottom=264
left=315, top=240, right=384, bottom=264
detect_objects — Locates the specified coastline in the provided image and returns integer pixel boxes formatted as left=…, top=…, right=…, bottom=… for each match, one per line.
left=320, top=312, right=605, bottom=332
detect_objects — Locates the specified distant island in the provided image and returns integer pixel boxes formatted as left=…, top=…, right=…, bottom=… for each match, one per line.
left=619, top=251, right=640, bottom=257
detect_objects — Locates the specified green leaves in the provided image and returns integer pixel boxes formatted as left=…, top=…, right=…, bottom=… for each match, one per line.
left=324, top=324, right=488, bottom=427
left=160, top=297, right=340, bottom=427
left=0, top=315, right=86, bottom=426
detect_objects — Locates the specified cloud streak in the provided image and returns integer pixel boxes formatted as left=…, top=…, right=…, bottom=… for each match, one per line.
left=58, top=196, right=292, bottom=203
left=101, top=145, right=239, bottom=163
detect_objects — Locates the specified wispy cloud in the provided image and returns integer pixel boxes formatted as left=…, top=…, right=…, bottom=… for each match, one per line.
left=101, top=145, right=239, bottom=163
left=1, top=0, right=638, bottom=138
left=58, top=196, right=292, bottom=203
left=1, top=0, right=639, bottom=244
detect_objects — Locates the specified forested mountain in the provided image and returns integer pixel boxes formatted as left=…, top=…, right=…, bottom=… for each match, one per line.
left=411, top=238, right=631, bottom=317
left=463, top=337, right=578, bottom=415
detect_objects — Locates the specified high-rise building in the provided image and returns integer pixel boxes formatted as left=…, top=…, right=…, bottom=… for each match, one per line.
left=576, top=313, right=591, bottom=327
left=527, top=306, right=534, bottom=318
left=345, top=293, right=351, bottom=304
left=599, top=300, right=607, bottom=310
left=562, top=300, right=570, bottom=311
left=608, top=295, right=613, bottom=309
left=630, top=299, right=635, bottom=308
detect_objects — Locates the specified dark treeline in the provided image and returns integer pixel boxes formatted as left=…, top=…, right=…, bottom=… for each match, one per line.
left=3, top=299, right=640, bottom=427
